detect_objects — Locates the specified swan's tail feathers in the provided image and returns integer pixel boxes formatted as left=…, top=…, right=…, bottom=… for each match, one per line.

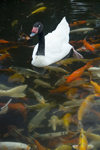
left=72, top=47, right=84, bottom=59
left=7, top=85, right=27, bottom=98
left=56, top=17, right=70, bottom=35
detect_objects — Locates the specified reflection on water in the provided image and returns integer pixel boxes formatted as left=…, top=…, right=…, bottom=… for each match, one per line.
left=0, top=0, right=100, bottom=149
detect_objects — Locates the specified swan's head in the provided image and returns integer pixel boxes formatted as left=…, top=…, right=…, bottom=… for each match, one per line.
left=30, top=22, right=44, bottom=37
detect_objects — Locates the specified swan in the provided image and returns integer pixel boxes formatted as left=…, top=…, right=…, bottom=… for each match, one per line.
left=30, top=17, right=83, bottom=67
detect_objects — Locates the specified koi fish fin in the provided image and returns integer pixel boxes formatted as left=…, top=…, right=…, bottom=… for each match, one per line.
left=72, top=47, right=84, bottom=59
left=88, top=144, right=94, bottom=149
left=7, top=85, right=27, bottom=98
left=72, top=145, right=78, bottom=149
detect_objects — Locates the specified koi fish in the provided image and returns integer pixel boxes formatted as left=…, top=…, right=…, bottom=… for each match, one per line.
left=44, top=66, right=68, bottom=74
left=86, top=131, right=100, bottom=141
left=88, top=67, right=100, bottom=78
left=83, top=39, right=95, bottom=52
left=0, top=53, right=11, bottom=61
left=70, top=20, right=87, bottom=27
left=34, top=79, right=53, bottom=89
left=0, top=141, right=31, bottom=150
left=90, top=80, right=100, bottom=94
left=8, top=73, right=25, bottom=83
left=33, top=138, right=48, bottom=150
left=48, top=115, right=62, bottom=131
left=70, top=28, right=94, bottom=34
left=50, top=85, right=69, bottom=93
left=27, top=6, right=47, bottom=17
left=0, top=84, right=27, bottom=98
left=92, top=43, right=100, bottom=49
left=29, top=88, right=46, bottom=104
left=55, top=144, right=72, bottom=150
left=65, top=61, right=92, bottom=83
left=61, top=113, right=72, bottom=130
left=73, top=128, right=93, bottom=150
left=28, top=105, right=51, bottom=132
left=0, top=39, right=9, bottom=43
left=78, top=94, right=95, bottom=127
left=34, top=131, right=68, bottom=139
left=0, top=103, right=27, bottom=119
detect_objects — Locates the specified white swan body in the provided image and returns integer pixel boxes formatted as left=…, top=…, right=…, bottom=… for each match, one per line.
left=31, top=17, right=81, bottom=67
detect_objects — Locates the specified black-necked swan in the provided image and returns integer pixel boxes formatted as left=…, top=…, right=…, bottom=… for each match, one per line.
left=30, top=17, right=83, bottom=67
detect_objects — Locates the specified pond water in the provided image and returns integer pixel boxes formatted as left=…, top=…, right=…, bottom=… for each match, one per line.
left=0, top=0, right=100, bottom=150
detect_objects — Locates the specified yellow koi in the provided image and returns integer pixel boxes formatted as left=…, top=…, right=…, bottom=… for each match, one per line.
left=73, top=128, right=93, bottom=150
left=27, top=7, right=47, bottom=17
left=78, top=94, right=95, bottom=128
left=90, top=80, right=100, bottom=94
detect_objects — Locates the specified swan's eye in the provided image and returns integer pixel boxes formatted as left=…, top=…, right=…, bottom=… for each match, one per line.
left=38, top=25, right=41, bottom=28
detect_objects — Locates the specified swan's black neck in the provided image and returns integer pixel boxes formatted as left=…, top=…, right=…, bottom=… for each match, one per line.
left=36, top=31, right=45, bottom=55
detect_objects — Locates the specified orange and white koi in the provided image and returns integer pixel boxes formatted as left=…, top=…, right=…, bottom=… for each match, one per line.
left=73, top=128, right=93, bottom=150
left=83, top=39, right=95, bottom=52
left=0, top=141, right=31, bottom=150
left=65, top=61, right=92, bottom=83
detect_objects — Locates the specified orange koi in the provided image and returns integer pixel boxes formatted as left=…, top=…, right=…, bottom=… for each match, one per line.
left=70, top=20, right=87, bottom=27
left=65, top=61, right=92, bottom=83
left=50, top=85, right=69, bottom=93
left=0, top=39, right=9, bottom=44
left=90, top=80, right=100, bottom=94
left=33, top=139, right=48, bottom=150
left=92, top=43, right=100, bottom=49
left=73, top=128, right=93, bottom=150
left=83, top=39, right=95, bottom=52
left=0, top=53, right=11, bottom=61
left=9, top=103, right=27, bottom=119
left=78, top=94, right=95, bottom=126
left=0, top=103, right=27, bottom=119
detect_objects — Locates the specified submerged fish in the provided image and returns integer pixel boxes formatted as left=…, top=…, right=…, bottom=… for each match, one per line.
left=28, top=105, right=51, bottom=132
left=73, top=128, right=93, bottom=150
left=70, top=28, right=94, bottom=34
left=0, top=141, right=31, bottom=150
left=78, top=94, right=95, bottom=128
left=65, top=61, right=92, bottom=83
left=55, top=144, right=72, bottom=150
left=10, top=66, right=39, bottom=78
left=27, top=6, right=47, bottom=17
left=48, top=115, right=62, bottom=131
left=29, top=88, right=46, bottom=104
left=83, top=39, right=95, bottom=52
left=0, top=85, right=27, bottom=98
left=34, top=131, right=68, bottom=139
left=34, top=79, right=53, bottom=89
left=88, top=67, right=100, bottom=78
left=90, top=80, right=100, bottom=94
left=44, top=66, right=68, bottom=74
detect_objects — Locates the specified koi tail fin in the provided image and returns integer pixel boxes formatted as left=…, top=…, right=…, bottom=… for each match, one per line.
left=7, top=85, right=27, bottom=98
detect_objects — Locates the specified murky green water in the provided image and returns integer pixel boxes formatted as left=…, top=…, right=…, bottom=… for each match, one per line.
left=0, top=0, right=100, bottom=149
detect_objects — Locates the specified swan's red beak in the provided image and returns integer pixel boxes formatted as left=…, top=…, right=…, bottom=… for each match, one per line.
left=30, top=27, right=39, bottom=37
